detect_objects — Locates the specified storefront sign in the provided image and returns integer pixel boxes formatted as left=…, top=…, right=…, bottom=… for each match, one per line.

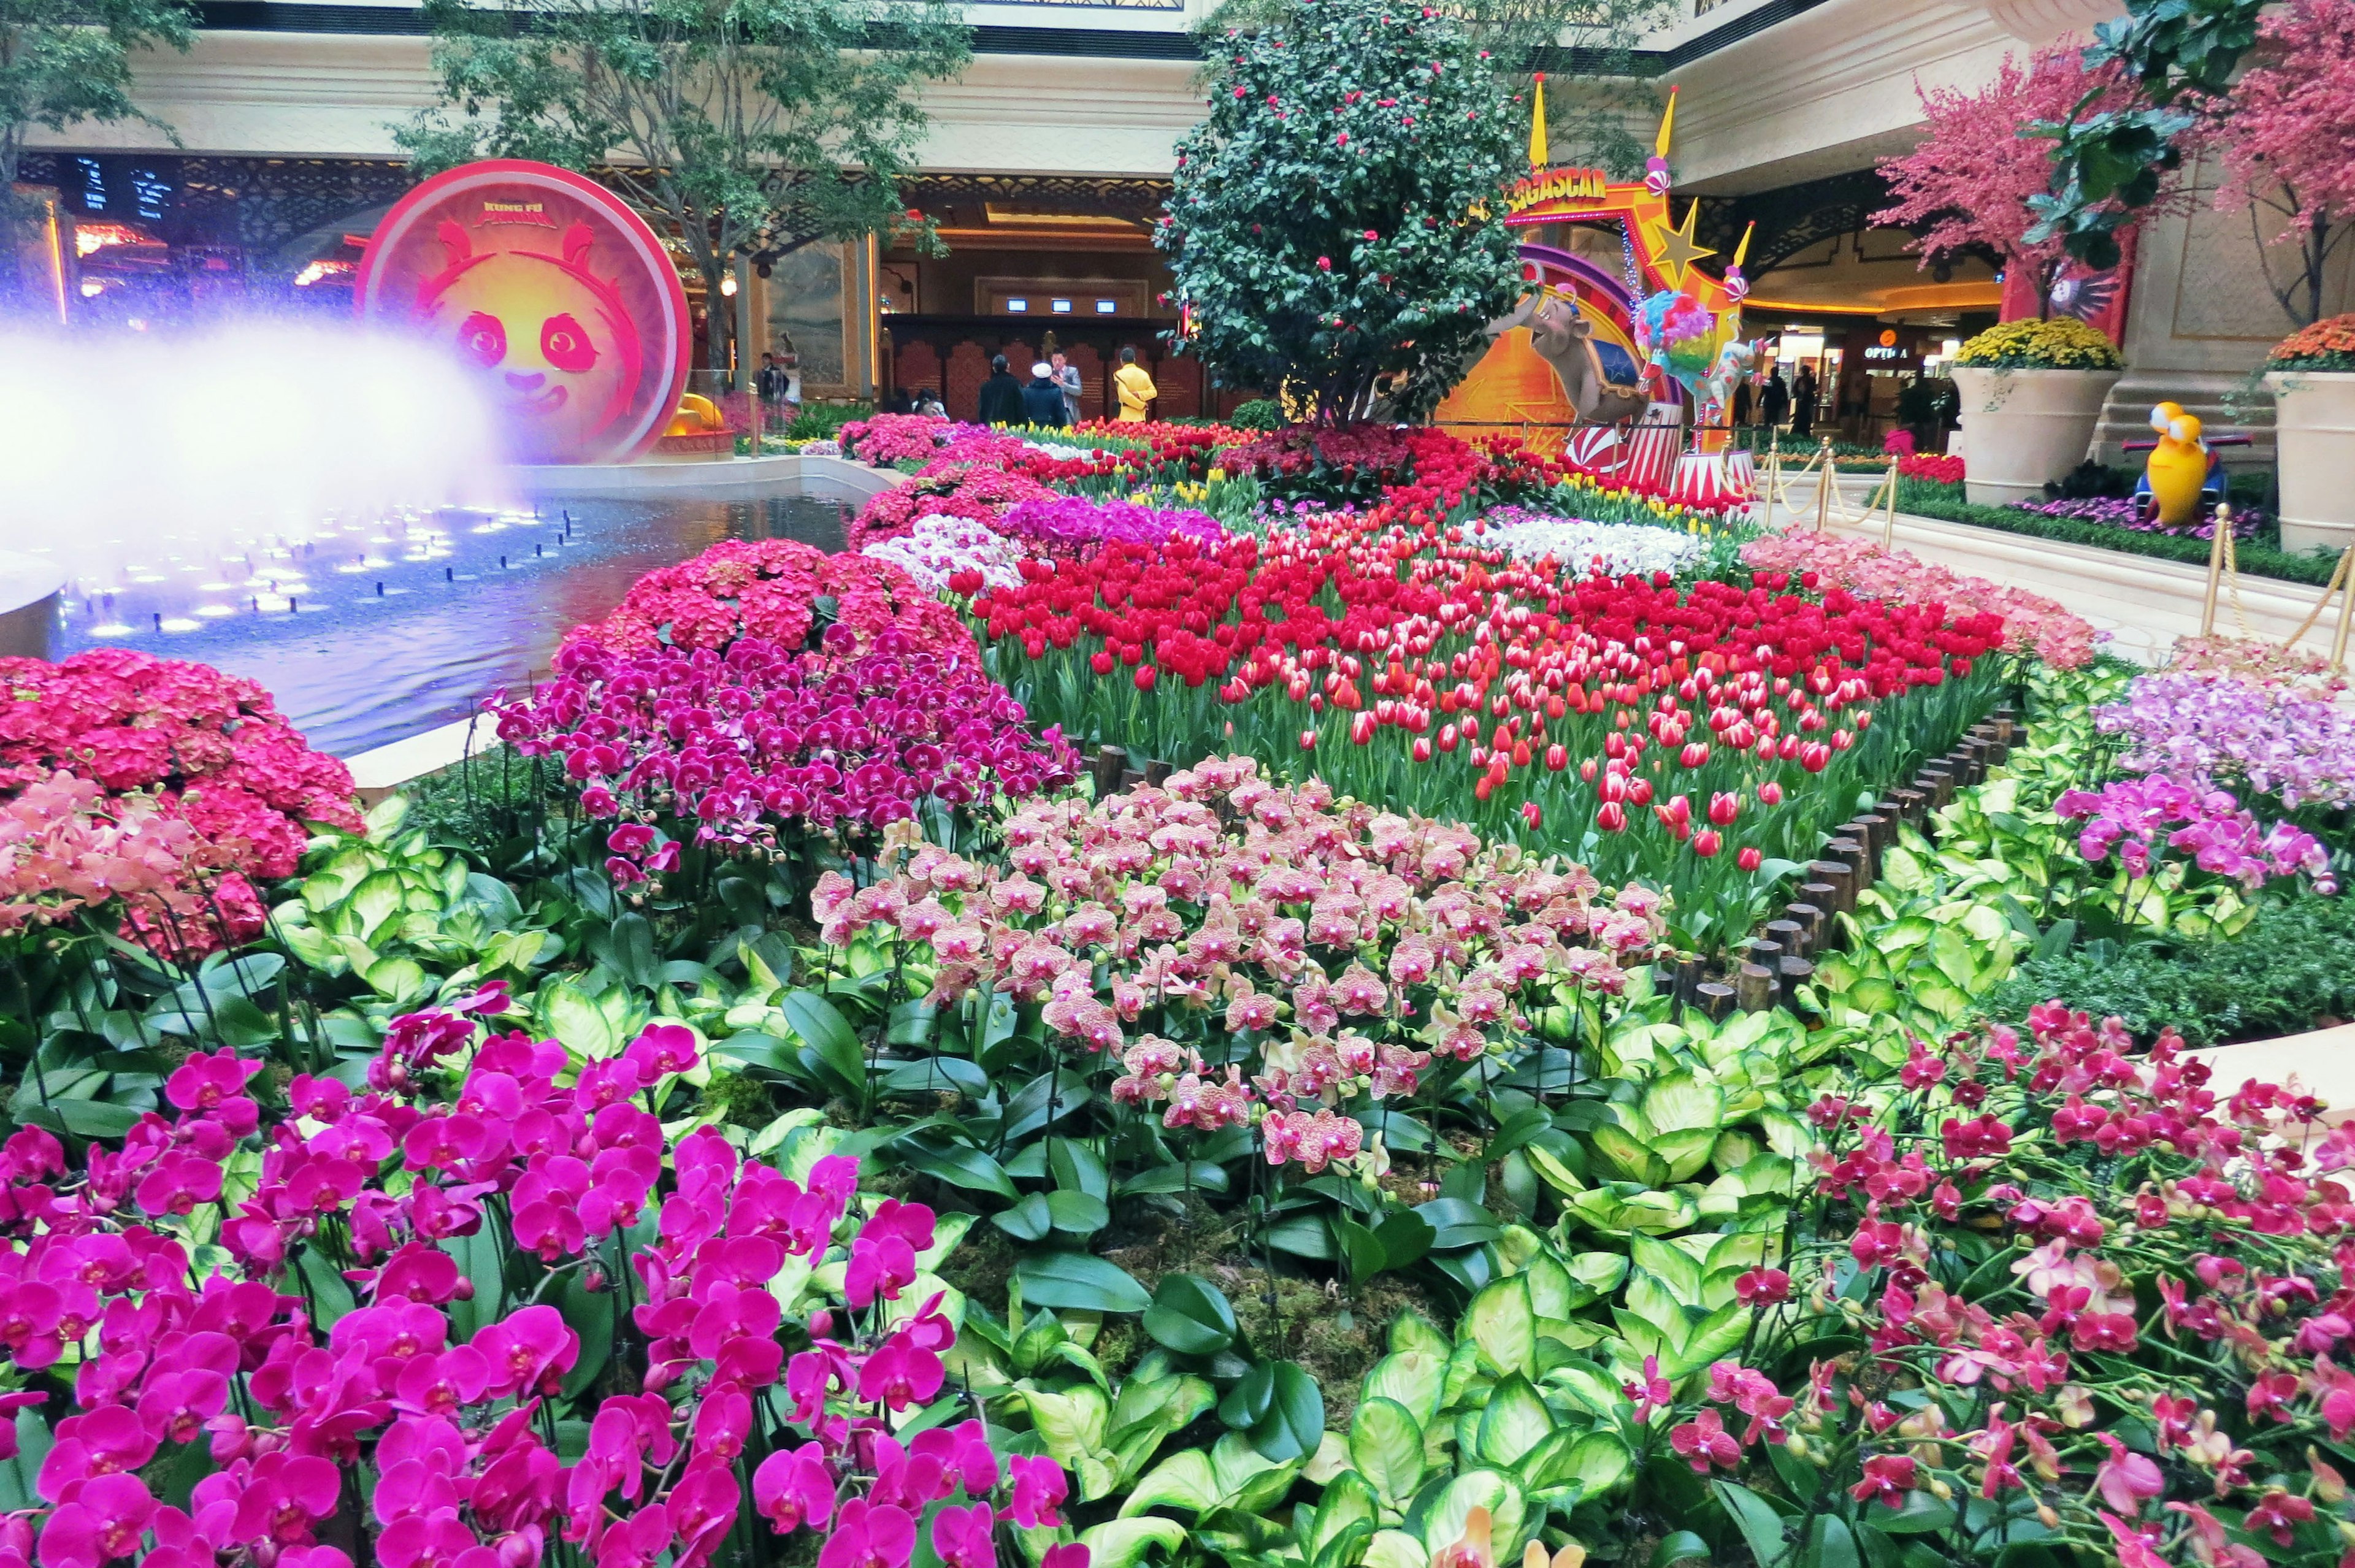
left=355, top=161, right=691, bottom=465
left=1502, top=166, right=1612, bottom=216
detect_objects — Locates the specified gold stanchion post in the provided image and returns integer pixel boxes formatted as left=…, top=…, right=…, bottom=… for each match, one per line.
left=1813, top=438, right=1834, bottom=532
left=1882, top=455, right=1899, bottom=549
left=2200, top=503, right=2231, bottom=639
left=2330, top=546, right=2355, bottom=674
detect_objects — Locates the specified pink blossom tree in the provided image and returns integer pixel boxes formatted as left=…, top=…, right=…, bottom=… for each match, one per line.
left=2197, top=0, right=2355, bottom=328
left=1874, top=45, right=2146, bottom=318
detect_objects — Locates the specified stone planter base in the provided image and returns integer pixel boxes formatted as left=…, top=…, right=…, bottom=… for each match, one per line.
left=1953, top=365, right=2121, bottom=507
left=2267, top=370, right=2355, bottom=557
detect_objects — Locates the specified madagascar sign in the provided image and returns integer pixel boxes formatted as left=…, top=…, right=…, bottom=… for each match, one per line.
left=355, top=161, right=690, bottom=465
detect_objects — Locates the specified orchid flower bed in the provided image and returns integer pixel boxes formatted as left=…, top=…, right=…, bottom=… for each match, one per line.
left=0, top=979, right=1085, bottom=1568
left=1472, top=507, right=1710, bottom=581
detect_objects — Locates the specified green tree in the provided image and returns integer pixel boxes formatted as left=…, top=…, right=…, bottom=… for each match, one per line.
left=1, top=0, right=192, bottom=304
left=1160, top=0, right=1522, bottom=423
left=399, top=0, right=969, bottom=377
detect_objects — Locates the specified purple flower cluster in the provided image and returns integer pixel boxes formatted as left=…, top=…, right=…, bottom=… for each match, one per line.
left=2055, top=774, right=2336, bottom=892
left=992, top=495, right=1227, bottom=559
left=2099, top=670, right=2355, bottom=811
left=2009, top=495, right=2264, bottom=540
left=0, top=981, right=1080, bottom=1568
left=495, top=630, right=1078, bottom=878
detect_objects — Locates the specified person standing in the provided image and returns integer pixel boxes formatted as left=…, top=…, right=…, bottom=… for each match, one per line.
left=1730, top=373, right=1753, bottom=432
left=755, top=353, right=784, bottom=434
left=1020, top=361, right=1071, bottom=427
left=1791, top=364, right=1818, bottom=439
left=1051, top=351, right=1083, bottom=425
left=976, top=354, right=1025, bottom=425
left=1113, top=346, right=1157, bottom=424
left=1759, top=367, right=1790, bottom=432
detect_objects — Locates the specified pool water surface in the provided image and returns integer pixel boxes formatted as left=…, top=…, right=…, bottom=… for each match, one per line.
left=50, top=492, right=848, bottom=758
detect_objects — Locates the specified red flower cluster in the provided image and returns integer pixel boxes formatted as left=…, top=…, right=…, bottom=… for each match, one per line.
left=0, top=651, right=360, bottom=951
left=1217, top=424, right=1564, bottom=511
left=581, top=540, right=975, bottom=664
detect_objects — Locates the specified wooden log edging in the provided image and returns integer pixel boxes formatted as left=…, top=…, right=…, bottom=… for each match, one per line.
left=1664, top=703, right=2018, bottom=1018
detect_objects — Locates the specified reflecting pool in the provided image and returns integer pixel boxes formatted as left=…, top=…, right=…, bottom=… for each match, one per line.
left=49, top=492, right=849, bottom=758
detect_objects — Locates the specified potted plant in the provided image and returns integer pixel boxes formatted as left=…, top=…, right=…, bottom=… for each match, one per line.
left=1949, top=317, right=2124, bottom=505
left=2265, top=314, right=2355, bottom=555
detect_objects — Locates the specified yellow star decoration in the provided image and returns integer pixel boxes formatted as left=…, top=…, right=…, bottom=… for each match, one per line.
left=1642, top=201, right=1715, bottom=292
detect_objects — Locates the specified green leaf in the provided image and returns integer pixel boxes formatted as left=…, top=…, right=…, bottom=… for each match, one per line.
left=781, top=990, right=866, bottom=1093
left=881, top=1057, right=990, bottom=1098
left=1265, top=1214, right=1337, bottom=1260
left=1464, top=1275, right=1536, bottom=1378
left=1004, top=1068, right=1093, bottom=1141
left=443, top=1224, right=510, bottom=1342
left=1144, top=1274, right=1239, bottom=1357
left=1310, top=1469, right=1380, bottom=1559
left=1651, top=1532, right=1710, bottom=1568
left=1334, top=1216, right=1388, bottom=1287
left=0, top=1408, right=50, bottom=1513
left=1476, top=1373, right=1553, bottom=1467
left=1872, top=1492, right=1958, bottom=1535
left=1413, top=1197, right=1500, bottom=1250
left=1249, top=1361, right=1325, bottom=1464
left=1427, top=1472, right=1527, bottom=1568
left=1016, top=1252, right=1152, bottom=1314
left=1348, top=1398, right=1425, bottom=1507
left=1046, top=1191, right=1111, bottom=1237
left=1714, top=1480, right=1793, bottom=1568
left=1219, top=1364, right=1276, bottom=1430
left=1362, top=1348, right=1444, bottom=1421
left=1051, top=1139, right=1111, bottom=1202
left=606, top=912, right=659, bottom=990
left=993, top=1192, right=1053, bottom=1242
left=1589, top=1125, right=1669, bottom=1187
left=1807, top=1515, right=1861, bottom=1568
left=1116, top=1161, right=1230, bottom=1198
left=1561, top=1431, right=1634, bottom=1497
left=901, top=1141, right=1020, bottom=1202
left=1376, top=1208, right=1435, bottom=1271
left=538, top=978, right=614, bottom=1058
left=1119, top=1450, right=1220, bottom=1516
left=1078, top=1518, right=1186, bottom=1568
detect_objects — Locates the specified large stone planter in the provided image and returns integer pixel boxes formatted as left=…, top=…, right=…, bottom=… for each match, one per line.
left=1953, top=365, right=2121, bottom=506
left=2267, top=370, right=2355, bottom=556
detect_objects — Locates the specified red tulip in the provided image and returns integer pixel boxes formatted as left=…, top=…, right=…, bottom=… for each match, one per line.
left=1598, top=801, right=1627, bottom=833
left=1135, top=665, right=1158, bottom=692
left=1299, top=729, right=1317, bottom=751
left=1693, top=830, right=1721, bottom=858
left=1737, top=846, right=1762, bottom=872
left=1680, top=741, right=1710, bottom=768
left=1708, top=792, right=1739, bottom=826
left=1350, top=711, right=1376, bottom=744
left=1758, top=781, right=1784, bottom=805
left=1437, top=723, right=1458, bottom=754
left=1521, top=801, right=1542, bottom=830
left=1412, top=736, right=1433, bottom=762
left=1091, top=651, right=1115, bottom=676
left=1545, top=743, right=1566, bottom=772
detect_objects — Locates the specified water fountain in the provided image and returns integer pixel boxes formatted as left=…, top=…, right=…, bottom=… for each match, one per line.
left=0, top=319, right=860, bottom=757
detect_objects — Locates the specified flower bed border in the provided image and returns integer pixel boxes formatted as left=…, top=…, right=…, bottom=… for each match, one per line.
left=1897, top=478, right=2340, bottom=587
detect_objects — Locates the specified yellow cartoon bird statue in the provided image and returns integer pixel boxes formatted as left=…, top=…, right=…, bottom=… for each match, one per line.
left=2142, top=402, right=2212, bottom=529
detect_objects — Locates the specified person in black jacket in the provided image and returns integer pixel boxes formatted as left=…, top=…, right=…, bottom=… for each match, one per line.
left=1019, top=362, right=1070, bottom=428
left=976, top=354, right=1025, bottom=426
left=1760, top=368, right=1790, bottom=430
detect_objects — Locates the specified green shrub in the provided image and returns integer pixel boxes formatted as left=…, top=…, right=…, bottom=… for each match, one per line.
left=1227, top=399, right=1284, bottom=432
left=1990, top=890, right=2355, bottom=1045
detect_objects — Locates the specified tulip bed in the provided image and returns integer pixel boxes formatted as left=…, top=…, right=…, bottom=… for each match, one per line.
left=0, top=408, right=2350, bottom=1568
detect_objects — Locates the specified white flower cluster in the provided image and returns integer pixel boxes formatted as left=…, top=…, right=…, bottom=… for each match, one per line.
left=1480, top=513, right=1707, bottom=579
left=860, top=513, right=1024, bottom=591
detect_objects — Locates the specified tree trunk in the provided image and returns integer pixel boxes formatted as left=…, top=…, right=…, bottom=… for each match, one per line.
left=702, top=259, right=733, bottom=381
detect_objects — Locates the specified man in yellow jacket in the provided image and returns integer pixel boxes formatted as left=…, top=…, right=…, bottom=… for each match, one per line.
left=1113, top=346, right=1157, bottom=423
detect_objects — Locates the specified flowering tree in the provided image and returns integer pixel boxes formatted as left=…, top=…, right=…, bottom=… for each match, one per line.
left=1874, top=45, right=2148, bottom=318
left=2195, top=0, right=2355, bottom=328
left=1157, top=0, right=1523, bottom=423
